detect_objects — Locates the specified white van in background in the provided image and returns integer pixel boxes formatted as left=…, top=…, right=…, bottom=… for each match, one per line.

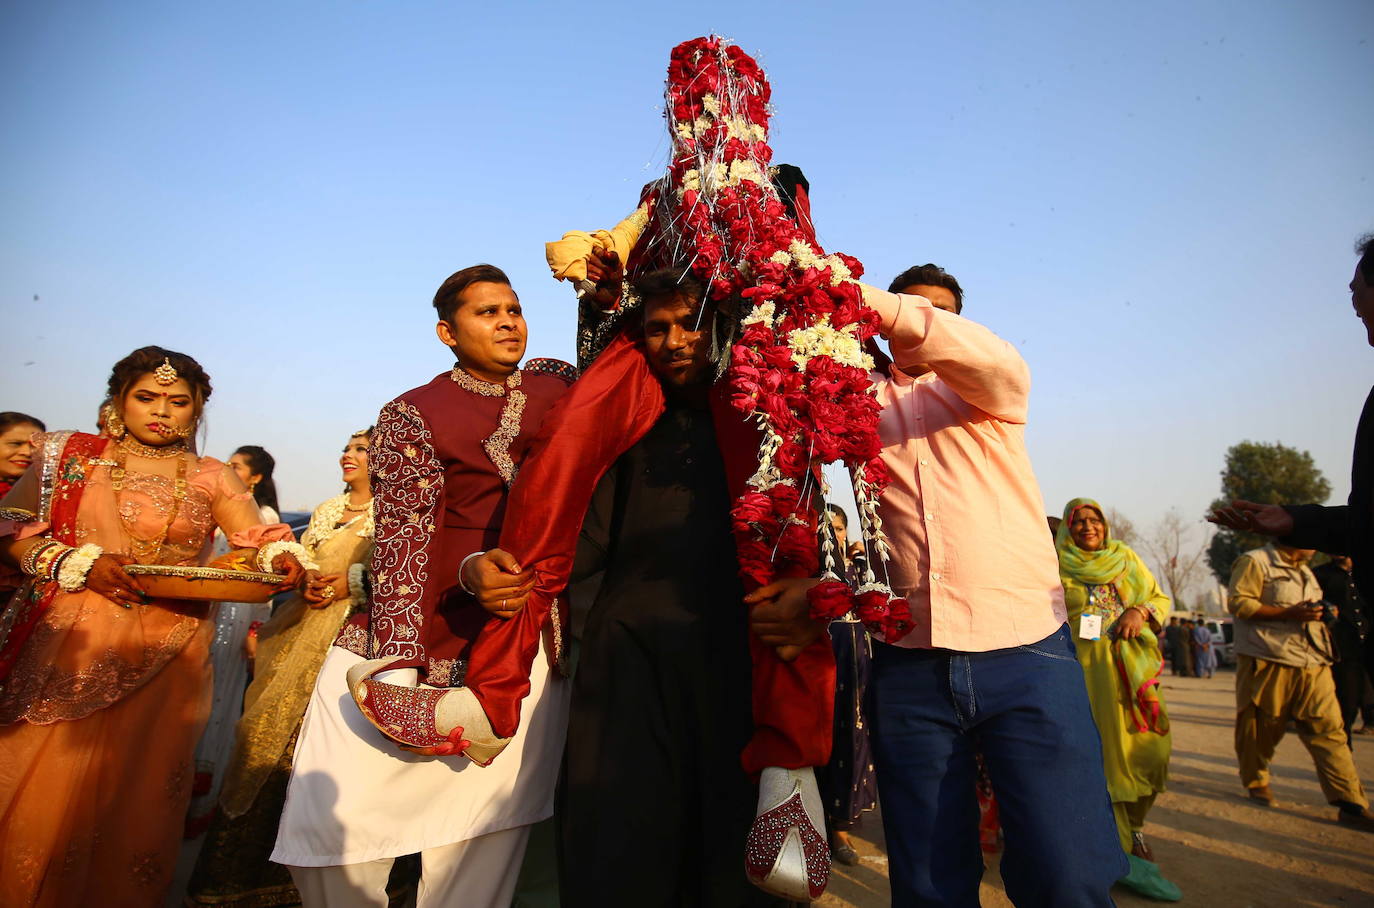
left=1200, top=617, right=1234, bottom=667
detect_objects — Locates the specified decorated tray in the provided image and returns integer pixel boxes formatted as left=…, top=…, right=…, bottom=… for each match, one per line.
left=124, top=564, right=287, bottom=603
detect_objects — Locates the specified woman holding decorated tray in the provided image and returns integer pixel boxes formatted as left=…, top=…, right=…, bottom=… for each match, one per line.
left=1057, top=498, right=1180, bottom=902
left=0, top=346, right=310, bottom=907
left=187, top=428, right=375, bottom=907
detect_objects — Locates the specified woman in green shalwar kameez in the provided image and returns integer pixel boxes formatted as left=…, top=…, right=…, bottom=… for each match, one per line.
left=1057, top=498, right=1181, bottom=902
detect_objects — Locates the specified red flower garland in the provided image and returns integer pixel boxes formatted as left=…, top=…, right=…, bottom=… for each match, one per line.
left=657, top=37, right=912, bottom=641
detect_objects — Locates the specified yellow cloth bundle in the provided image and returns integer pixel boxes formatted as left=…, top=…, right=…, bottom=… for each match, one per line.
left=545, top=203, right=650, bottom=282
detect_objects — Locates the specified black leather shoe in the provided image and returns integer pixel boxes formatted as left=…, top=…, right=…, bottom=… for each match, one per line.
left=1337, top=808, right=1374, bottom=833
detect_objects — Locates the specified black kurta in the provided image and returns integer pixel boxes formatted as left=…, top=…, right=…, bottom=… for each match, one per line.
left=559, top=399, right=782, bottom=907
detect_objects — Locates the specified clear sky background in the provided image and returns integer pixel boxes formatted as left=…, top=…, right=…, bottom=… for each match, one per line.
left=3, top=1, right=1371, bottom=598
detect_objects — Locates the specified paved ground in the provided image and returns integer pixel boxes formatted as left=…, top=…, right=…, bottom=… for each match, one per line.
left=817, top=670, right=1374, bottom=907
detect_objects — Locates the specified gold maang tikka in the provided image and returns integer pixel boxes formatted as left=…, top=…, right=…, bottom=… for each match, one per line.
left=154, top=357, right=179, bottom=386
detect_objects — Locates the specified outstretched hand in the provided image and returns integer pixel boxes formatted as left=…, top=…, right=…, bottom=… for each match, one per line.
left=1207, top=500, right=1294, bottom=537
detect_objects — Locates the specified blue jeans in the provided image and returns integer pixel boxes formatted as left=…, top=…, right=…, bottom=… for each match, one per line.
left=870, top=624, right=1126, bottom=907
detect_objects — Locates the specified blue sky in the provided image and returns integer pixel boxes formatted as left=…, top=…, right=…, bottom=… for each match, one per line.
left=3, top=1, right=1372, bottom=588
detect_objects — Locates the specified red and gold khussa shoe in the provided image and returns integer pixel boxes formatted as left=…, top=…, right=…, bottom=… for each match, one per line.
left=345, top=658, right=511, bottom=765
left=745, top=766, right=831, bottom=900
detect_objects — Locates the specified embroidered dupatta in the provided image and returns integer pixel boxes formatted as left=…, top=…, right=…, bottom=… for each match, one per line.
left=0, top=431, right=107, bottom=682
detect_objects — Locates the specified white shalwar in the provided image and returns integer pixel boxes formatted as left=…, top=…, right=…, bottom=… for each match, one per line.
left=271, top=638, right=568, bottom=905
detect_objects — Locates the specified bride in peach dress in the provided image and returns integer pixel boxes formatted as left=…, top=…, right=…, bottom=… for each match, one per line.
left=0, top=346, right=310, bottom=907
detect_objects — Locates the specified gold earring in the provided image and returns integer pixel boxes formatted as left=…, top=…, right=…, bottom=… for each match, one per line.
left=103, top=405, right=127, bottom=440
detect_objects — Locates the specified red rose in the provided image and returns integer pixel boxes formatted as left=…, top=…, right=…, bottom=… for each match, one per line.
left=729, top=392, right=757, bottom=416
left=812, top=429, right=842, bottom=462
left=855, top=589, right=890, bottom=625
left=731, top=345, right=762, bottom=367
left=758, top=391, right=789, bottom=422
left=808, top=374, right=845, bottom=398
left=883, top=598, right=915, bottom=642
left=734, top=326, right=767, bottom=350
left=761, top=346, right=793, bottom=371
left=833, top=252, right=863, bottom=279
left=862, top=457, right=891, bottom=489
left=741, top=283, right=782, bottom=306
left=842, top=432, right=881, bottom=463
left=733, top=491, right=772, bottom=525
left=774, top=442, right=811, bottom=478
left=810, top=399, right=845, bottom=429
left=768, top=483, right=800, bottom=516
left=807, top=579, right=853, bottom=622
left=777, top=520, right=816, bottom=565
left=734, top=535, right=775, bottom=587
left=751, top=261, right=787, bottom=285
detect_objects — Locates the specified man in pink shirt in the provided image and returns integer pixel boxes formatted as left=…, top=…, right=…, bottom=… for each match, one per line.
left=859, top=264, right=1127, bottom=906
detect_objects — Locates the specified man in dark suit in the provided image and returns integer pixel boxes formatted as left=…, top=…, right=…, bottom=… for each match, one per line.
left=1211, top=234, right=1374, bottom=604
left=1314, top=554, right=1371, bottom=745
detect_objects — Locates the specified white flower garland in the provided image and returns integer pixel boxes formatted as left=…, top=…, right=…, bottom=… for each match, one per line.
left=256, top=540, right=318, bottom=573
left=347, top=562, right=367, bottom=603
left=57, top=543, right=103, bottom=592
left=785, top=319, right=875, bottom=372
left=852, top=463, right=893, bottom=585
left=745, top=415, right=786, bottom=490
left=768, top=242, right=855, bottom=287
left=301, top=493, right=375, bottom=552
left=741, top=299, right=776, bottom=330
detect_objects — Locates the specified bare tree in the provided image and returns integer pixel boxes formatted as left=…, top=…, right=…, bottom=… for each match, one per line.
left=1139, top=509, right=1213, bottom=612
left=1105, top=507, right=1138, bottom=547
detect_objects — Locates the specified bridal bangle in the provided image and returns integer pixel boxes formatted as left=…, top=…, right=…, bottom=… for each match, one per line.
left=19, top=540, right=101, bottom=592
left=256, top=540, right=318, bottom=573
left=458, top=551, right=485, bottom=594
left=57, top=544, right=103, bottom=592
left=20, top=540, right=66, bottom=578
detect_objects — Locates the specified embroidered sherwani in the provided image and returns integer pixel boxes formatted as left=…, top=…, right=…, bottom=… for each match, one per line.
left=273, top=363, right=574, bottom=872
left=336, top=367, right=569, bottom=681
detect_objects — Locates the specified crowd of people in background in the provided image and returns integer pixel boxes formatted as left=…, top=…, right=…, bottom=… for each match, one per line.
left=1, top=230, right=1372, bottom=908
left=1163, top=615, right=1216, bottom=679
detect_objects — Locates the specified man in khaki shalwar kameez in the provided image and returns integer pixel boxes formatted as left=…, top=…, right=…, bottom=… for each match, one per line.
left=1227, top=542, right=1373, bottom=831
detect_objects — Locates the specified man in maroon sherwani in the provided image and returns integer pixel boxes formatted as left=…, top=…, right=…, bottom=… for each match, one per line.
left=277, top=264, right=576, bottom=907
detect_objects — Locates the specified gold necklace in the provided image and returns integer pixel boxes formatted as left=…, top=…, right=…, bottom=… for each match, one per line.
left=343, top=497, right=373, bottom=511
left=117, top=435, right=188, bottom=459
left=112, top=450, right=190, bottom=563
